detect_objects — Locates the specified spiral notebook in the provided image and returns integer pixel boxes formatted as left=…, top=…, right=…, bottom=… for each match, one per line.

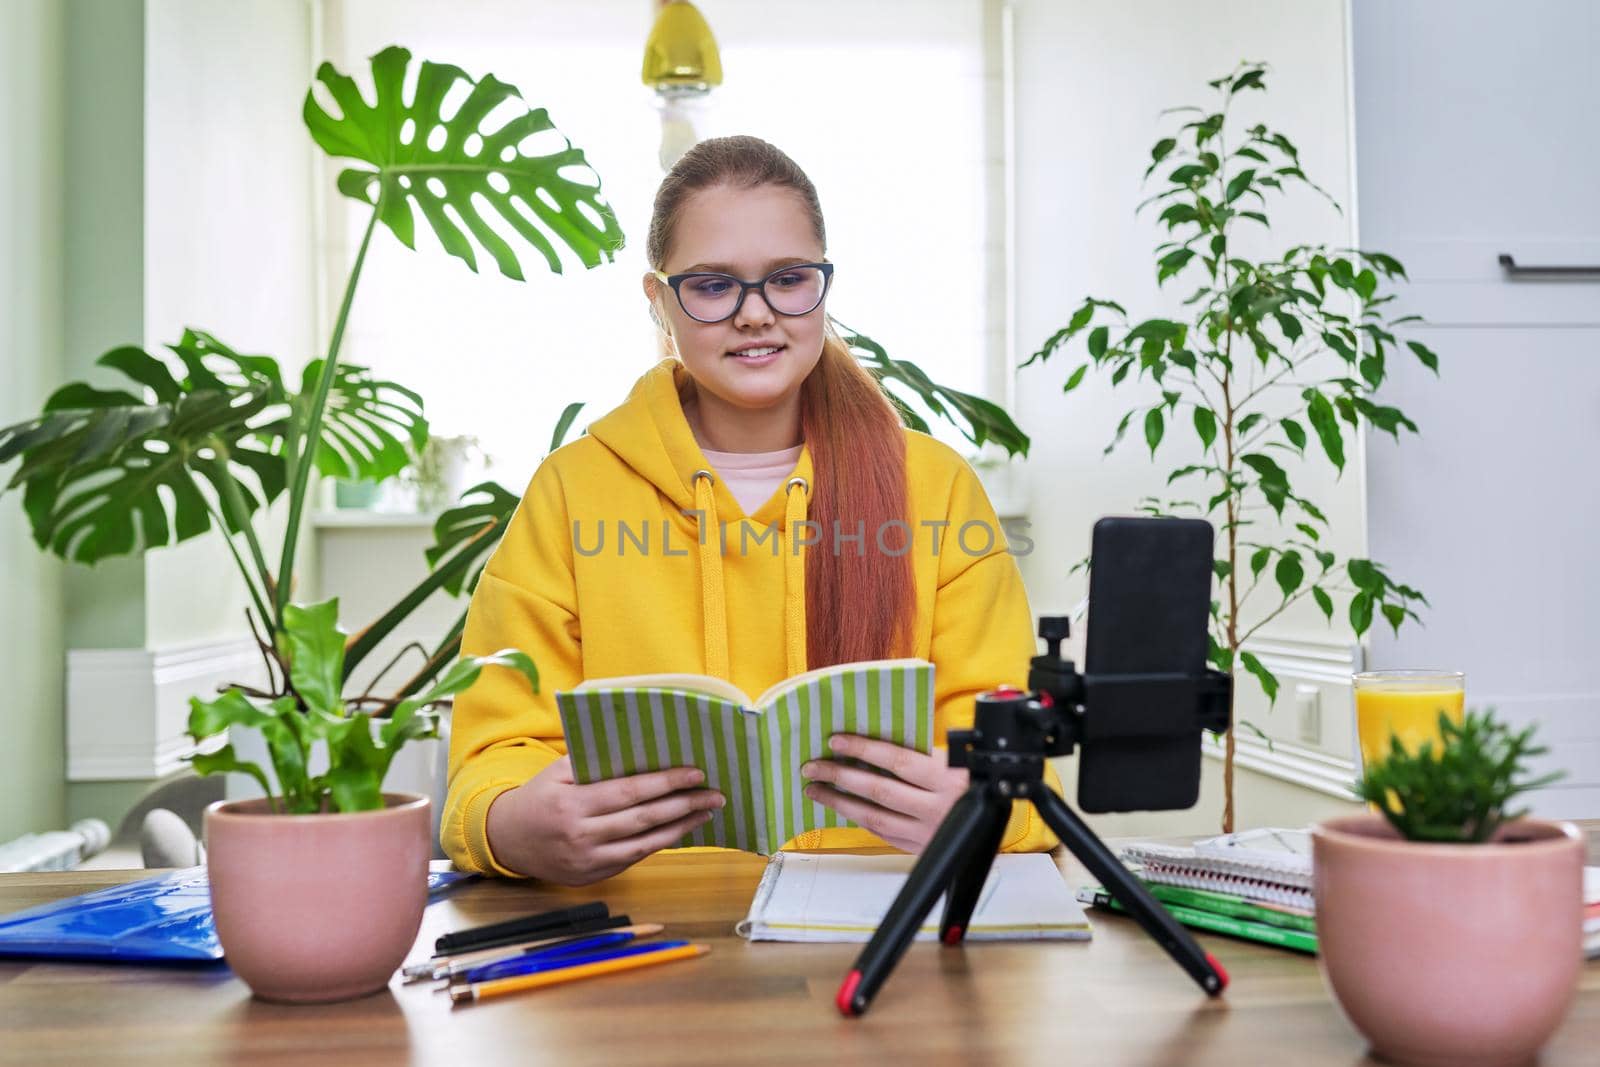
left=1118, top=828, right=1314, bottom=911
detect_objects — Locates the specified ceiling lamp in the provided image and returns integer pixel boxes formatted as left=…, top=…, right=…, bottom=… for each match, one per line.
left=641, top=1, right=723, bottom=169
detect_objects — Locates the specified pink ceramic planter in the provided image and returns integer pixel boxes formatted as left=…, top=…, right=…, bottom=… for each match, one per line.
left=204, top=793, right=430, bottom=1003
left=1312, top=814, right=1584, bottom=1067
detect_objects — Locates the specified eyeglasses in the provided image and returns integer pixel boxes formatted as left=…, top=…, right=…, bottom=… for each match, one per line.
left=653, top=262, right=834, bottom=324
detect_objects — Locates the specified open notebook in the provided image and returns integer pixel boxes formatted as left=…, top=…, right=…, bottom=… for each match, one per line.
left=737, top=852, right=1092, bottom=943
left=558, top=659, right=934, bottom=856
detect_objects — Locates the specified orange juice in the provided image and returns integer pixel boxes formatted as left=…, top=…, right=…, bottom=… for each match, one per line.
left=1353, top=672, right=1465, bottom=769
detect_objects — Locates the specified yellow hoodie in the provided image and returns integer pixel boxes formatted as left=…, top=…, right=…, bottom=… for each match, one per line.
left=442, top=359, right=1058, bottom=874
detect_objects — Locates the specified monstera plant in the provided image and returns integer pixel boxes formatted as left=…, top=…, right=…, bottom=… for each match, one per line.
left=0, top=46, right=622, bottom=809
left=0, top=46, right=1031, bottom=809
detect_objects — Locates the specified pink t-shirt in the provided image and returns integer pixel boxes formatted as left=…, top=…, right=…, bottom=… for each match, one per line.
left=701, top=444, right=804, bottom=515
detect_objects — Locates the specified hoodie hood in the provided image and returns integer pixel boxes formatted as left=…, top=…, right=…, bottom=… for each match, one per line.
left=587, top=358, right=813, bottom=680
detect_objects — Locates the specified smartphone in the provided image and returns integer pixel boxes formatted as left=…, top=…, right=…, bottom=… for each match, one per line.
left=1076, top=516, right=1215, bottom=813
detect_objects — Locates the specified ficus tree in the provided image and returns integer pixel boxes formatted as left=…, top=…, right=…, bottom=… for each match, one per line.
left=1025, top=63, right=1438, bottom=832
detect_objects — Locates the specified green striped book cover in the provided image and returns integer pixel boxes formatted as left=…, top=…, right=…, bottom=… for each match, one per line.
left=557, top=659, right=934, bottom=855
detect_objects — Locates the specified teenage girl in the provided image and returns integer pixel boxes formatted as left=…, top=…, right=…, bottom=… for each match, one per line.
left=442, top=136, right=1056, bottom=882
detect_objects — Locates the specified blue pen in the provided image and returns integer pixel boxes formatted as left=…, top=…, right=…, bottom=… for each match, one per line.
left=458, top=929, right=638, bottom=984
left=462, top=939, right=690, bottom=985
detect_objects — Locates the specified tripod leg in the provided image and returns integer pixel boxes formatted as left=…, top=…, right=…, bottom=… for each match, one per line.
left=837, top=783, right=998, bottom=1017
left=1031, top=787, right=1228, bottom=997
left=936, top=788, right=1012, bottom=944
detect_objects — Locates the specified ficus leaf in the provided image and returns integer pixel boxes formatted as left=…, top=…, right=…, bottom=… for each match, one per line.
left=1144, top=408, right=1165, bottom=456
left=1274, top=551, right=1304, bottom=599
left=1193, top=406, right=1217, bottom=450
left=1349, top=591, right=1375, bottom=635
left=1280, top=417, right=1307, bottom=451
left=1224, top=169, right=1256, bottom=203
left=1239, top=650, right=1279, bottom=704
left=1304, top=390, right=1345, bottom=471
left=1407, top=339, right=1440, bottom=374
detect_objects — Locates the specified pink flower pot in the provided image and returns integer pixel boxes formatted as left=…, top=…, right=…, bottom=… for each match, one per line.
left=204, top=793, right=430, bottom=1003
left=1312, top=814, right=1584, bottom=1067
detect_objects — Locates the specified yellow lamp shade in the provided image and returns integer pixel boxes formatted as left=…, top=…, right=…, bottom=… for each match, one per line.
left=641, top=1, right=723, bottom=89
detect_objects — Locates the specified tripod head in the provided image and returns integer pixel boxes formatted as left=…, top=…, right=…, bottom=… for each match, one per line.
left=949, top=613, right=1232, bottom=812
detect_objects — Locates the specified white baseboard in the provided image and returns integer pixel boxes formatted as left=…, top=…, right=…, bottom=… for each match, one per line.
left=1202, top=633, right=1362, bottom=800
left=67, top=637, right=267, bottom=781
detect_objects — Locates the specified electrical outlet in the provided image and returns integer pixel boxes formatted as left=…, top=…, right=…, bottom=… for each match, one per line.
left=1296, top=684, right=1321, bottom=745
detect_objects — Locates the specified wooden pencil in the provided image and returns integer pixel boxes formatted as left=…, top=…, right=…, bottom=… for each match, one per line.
left=451, top=943, right=709, bottom=1003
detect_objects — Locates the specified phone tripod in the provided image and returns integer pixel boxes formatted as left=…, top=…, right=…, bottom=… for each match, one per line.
left=836, top=619, right=1233, bottom=1017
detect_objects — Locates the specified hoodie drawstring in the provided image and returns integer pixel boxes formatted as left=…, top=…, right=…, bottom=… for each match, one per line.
left=783, top=477, right=809, bottom=678
left=692, top=469, right=811, bottom=683
left=692, top=469, right=730, bottom=681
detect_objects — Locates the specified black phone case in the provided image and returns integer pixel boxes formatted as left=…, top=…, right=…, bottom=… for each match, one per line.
left=1077, top=516, right=1214, bottom=813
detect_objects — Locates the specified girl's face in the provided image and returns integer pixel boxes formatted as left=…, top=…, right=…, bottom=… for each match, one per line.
left=645, top=183, right=827, bottom=420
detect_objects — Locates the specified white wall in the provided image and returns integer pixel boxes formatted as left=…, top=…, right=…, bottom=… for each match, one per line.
left=142, top=0, right=317, bottom=649
left=0, top=0, right=68, bottom=841
left=1009, top=0, right=1369, bottom=830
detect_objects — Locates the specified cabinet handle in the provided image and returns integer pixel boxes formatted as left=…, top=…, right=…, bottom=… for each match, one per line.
left=1497, top=253, right=1600, bottom=279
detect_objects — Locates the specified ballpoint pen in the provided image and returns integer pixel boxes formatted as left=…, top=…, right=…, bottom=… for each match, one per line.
left=404, top=922, right=663, bottom=983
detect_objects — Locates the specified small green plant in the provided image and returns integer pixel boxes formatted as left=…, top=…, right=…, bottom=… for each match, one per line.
left=188, top=598, right=537, bottom=813
left=1354, top=708, right=1564, bottom=844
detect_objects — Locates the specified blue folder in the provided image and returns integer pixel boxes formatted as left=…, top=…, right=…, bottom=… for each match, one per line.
left=0, top=867, right=476, bottom=964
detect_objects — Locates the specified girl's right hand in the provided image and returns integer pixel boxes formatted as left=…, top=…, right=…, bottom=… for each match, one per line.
left=485, top=757, right=726, bottom=885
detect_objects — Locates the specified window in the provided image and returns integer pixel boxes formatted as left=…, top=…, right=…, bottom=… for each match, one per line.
left=320, top=0, right=999, bottom=494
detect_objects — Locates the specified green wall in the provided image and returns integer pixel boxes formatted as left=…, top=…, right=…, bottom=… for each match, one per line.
left=0, top=0, right=149, bottom=843
left=62, top=0, right=149, bottom=652
left=0, top=1, right=69, bottom=843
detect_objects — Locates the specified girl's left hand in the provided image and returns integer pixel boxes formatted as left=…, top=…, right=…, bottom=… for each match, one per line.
left=802, top=734, right=969, bottom=854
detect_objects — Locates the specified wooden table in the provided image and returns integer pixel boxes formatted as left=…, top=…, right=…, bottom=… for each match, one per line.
left=2, top=830, right=1597, bottom=1066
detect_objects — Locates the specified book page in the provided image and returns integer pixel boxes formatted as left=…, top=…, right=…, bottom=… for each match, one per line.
left=753, top=658, right=930, bottom=708
left=756, top=661, right=935, bottom=848
left=572, top=673, right=752, bottom=707
left=557, top=688, right=768, bottom=853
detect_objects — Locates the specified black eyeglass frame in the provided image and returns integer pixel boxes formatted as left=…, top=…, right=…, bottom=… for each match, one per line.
left=653, top=262, right=835, bottom=324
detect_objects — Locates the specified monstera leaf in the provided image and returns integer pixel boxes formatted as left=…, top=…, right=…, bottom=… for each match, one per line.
left=838, top=323, right=1032, bottom=458
left=304, top=45, right=624, bottom=280
left=290, top=358, right=428, bottom=482
left=0, top=330, right=426, bottom=563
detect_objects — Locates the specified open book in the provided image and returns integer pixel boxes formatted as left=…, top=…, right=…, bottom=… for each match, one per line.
left=556, top=659, right=934, bottom=855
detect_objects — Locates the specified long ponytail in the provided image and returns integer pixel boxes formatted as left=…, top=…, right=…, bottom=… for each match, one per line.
left=648, top=136, right=917, bottom=668
left=801, top=330, right=915, bottom=666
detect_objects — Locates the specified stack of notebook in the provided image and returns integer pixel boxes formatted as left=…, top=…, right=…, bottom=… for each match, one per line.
left=1077, top=828, right=1318, bottom=954
left=1082, top=829, right=1600, bottom=959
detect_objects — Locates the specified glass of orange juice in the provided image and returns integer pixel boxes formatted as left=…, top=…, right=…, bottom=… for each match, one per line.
left=1353, top=670, right=1466, bottom=771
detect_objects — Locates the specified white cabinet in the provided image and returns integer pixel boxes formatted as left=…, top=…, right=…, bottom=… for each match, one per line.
left=1353, top=0, right=1600, bottom=815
